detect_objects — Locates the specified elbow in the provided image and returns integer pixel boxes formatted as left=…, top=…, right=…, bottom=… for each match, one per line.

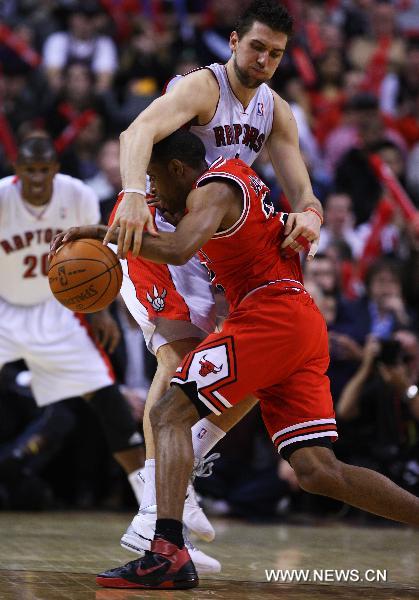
left=119, top=129, right=128, bottom=145
left=169, top=252, right=190, bottom=266
left=120, top=119, right=142, bottom=142
left=168, top=244, right=193, bottom=266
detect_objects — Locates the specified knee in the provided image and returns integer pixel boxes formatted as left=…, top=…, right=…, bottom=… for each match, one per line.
left=291, top=447, right=345, bottom=496
left=149, top=385, right=197, bottom=432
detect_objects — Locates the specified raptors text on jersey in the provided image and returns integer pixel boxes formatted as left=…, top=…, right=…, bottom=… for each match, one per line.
left=0, top=174, right=100, bottom=305
left=167, top=63, right=274, bottom=167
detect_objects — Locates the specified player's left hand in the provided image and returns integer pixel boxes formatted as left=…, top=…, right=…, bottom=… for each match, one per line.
left=49, top=225, right=107, bottom=261
left=280, top=210, right=321, bottom=260
left=89, top=309, right=121, bottom=354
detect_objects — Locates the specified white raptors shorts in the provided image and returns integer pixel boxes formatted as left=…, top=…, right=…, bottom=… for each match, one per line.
left=0, top=297, right=114, bottom=406
left=109, top=229, right=216, bottom=355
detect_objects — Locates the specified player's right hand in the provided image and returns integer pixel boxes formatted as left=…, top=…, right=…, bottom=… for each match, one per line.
left=103, top=192, right=158, bottom=259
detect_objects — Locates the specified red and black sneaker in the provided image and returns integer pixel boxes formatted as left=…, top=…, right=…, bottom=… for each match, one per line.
left=96, top=537, right=199, bottom=589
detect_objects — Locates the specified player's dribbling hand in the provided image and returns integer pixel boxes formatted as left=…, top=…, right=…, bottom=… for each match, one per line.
left=280, top=210, right=321, bottom=260
left=48, top=225, right=106, bottom=261
left=103, top=192, right=159, bottom=259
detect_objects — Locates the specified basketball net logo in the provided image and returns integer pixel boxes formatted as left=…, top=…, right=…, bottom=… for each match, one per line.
left=146, top=285, right=167, bottom=312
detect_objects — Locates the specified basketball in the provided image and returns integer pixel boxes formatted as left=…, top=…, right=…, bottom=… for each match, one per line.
left=48, top=239, right=122, bottom=313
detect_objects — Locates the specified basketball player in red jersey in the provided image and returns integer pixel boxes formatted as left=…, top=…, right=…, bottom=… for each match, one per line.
left=102, top=1, right=324, bottom=559
left=52, top=130, right=419, bottom=590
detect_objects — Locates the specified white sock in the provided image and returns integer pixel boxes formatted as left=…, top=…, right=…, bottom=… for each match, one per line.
left=191, top=418, right=226, bottom=459
left=128, top=469, right=144, bottom=505
left=140, top=459, right=156, bottom=510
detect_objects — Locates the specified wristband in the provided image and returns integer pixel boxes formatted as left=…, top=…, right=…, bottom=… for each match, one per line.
left=304, top=206, right=323, bottom=224
left=123, top=188, right=147, bottom=196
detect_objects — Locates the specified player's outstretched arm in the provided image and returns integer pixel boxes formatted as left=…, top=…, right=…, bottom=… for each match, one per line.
left=266, top=92, right=322, bottom=261
left=105, top=70, right=219, bottom=259
left=50, top=182, right=228, bottom=265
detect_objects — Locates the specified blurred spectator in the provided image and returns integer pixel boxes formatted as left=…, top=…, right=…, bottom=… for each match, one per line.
left=317, top=192, right=366, bottom=258
left=336, top=334, right=419, bottom=495
left=42, top=1, right=118, bottom=94
left=332, top=93, right=406, bottom=224
left=309, top=49, right=347, bottom=146
left=348, top=1, right=406, bottom=75
left=305, top=253, right=364, bottom=398
left=194, top=0, right=243, bottom=65
left=342, top=258, right=416, bottom=346
left=86, top=137, right=121, bottom=222
left=380, top=40, right=419, bottom=120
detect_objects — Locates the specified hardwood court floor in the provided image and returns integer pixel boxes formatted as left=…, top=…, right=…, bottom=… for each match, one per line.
left=0, top=512, right=418, bottom=600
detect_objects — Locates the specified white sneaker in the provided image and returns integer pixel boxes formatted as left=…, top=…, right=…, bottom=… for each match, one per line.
left=184, top=530, right=221, bottom=574
left=184, top=482, right=215, bottom=542
left=121, top=505, right=156, bottom=553
left=120, top=510, right=221, bottom=574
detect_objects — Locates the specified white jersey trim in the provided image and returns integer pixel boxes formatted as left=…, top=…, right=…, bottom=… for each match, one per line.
left=272, top=418, right=337, bottom=443
left=196, top=171, right=250, bottom=238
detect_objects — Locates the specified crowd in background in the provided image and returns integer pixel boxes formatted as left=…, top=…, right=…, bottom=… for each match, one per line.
left=0, top=0, right=419, bottom=520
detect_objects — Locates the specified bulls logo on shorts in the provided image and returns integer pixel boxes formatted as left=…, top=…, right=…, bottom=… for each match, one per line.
left=173, top=336, right=237, bottom=415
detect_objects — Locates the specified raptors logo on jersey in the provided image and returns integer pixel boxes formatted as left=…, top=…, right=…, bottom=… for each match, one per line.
left=194, top=156, right=304, bottom=310
left=0, top=174, right=100, bottom=305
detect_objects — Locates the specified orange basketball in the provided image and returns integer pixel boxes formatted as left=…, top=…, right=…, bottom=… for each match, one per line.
left=48, top=239, right=122, bottom=313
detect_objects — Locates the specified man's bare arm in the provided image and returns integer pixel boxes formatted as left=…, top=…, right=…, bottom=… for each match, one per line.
left=105, top=70, right=219, bottom=258
left=266, top=92, right=322, bottom=260
left=51, top=183, right=231, bottom=266
left=120, top=70, right=218, bottom=190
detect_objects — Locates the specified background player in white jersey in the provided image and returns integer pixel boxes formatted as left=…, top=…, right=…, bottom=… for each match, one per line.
left=0, top=136, right=147, bottom=506
left=105, top=0, right=326, bottom=559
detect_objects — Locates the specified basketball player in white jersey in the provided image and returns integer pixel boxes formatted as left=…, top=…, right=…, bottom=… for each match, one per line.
left=5, top=136, right=219, bottom=574
left=105, top=0, right=324, bottom=562
left=0, top=137, right=148, bottom=507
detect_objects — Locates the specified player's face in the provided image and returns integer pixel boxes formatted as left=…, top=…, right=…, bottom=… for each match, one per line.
left=148, top=161, right=187, bottom=215
left=230, top=22, right=287, bottom=89
left=15, top=160, right=59, bottom=205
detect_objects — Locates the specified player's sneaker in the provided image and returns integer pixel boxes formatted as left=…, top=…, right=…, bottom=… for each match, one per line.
left=184, top=531, right=221, bottom=574
left=121, top=507, right=156, bottom=553
left=121, top=513, right=221, bottom=574
left=183, top=452, right=220, bottom=541
left=97, top=537, right=198, bottom=589
left=184, top=481, right=215, bottom=542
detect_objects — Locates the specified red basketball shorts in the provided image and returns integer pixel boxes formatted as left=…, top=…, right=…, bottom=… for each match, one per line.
left=172, top=283, right=338, bottom=458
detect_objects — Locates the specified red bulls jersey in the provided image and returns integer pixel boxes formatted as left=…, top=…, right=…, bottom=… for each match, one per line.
left=195, top=157, right=304, bottom=310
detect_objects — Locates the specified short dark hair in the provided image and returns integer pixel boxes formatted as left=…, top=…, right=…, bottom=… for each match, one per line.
left=235, top=0, right=293, bottom=39
left=17, top=136, right=57, bottom=163
left=151, top=130, right=206, bottom=169
left=365, top=258, right=402, bottom=292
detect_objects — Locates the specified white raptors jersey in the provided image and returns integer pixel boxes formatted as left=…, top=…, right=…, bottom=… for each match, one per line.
left=0, top=174, right=100, bottom=306
left=168, top=63, right=274, bottom=166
